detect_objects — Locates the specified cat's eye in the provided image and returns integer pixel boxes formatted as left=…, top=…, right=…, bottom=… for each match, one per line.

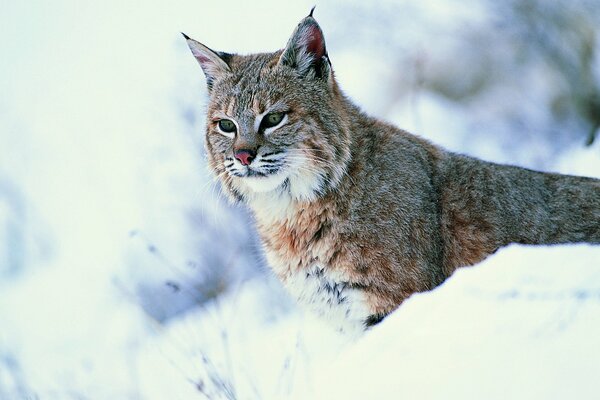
left=261, top=112, right=286, bottom=129
left=218, top=119, right=236, bottom=133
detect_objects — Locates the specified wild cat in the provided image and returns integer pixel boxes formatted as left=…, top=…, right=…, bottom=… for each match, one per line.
left=183, top=12, right=600, bottom=335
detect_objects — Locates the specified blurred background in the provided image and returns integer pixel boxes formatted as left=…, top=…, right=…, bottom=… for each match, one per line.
left=1, top=0, right=599, bottom=398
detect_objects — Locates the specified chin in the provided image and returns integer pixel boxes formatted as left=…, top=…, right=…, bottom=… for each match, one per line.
left=240, top=171, right=289, bottom=193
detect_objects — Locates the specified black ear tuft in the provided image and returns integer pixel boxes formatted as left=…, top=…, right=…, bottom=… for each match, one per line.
left=183, top=34, right=232, bottom=90
left=278, top=16, right=331, bottom=80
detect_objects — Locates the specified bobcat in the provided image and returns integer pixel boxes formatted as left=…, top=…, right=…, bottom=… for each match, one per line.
left=183, top=12, right=600, bottom=335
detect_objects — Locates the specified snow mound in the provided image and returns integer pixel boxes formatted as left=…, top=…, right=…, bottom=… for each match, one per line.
left=292, top=244, right=600, bottom=400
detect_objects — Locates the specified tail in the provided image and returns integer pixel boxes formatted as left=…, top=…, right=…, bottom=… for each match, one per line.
left=439, top=154, right=600, bottom=274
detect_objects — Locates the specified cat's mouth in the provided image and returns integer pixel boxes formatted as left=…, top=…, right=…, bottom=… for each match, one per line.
left=227, top=164, right=288, bottom=193
left=245, top=168, right=278, bottom=178
left=223, top=153, right=291, bottom=192
left=228, top=165, right=283, bottom=179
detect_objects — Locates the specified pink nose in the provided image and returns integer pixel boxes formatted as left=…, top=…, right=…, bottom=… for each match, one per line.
left=234, top=149, right=255, bottom=166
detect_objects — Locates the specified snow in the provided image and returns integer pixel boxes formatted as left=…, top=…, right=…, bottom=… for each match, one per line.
left=135, top=278, right=350, bottom=400
left=131, top=242, right=600, bottom=400
left=1, top=0, right=599, bottom=399
left=294, top=244, right=600, bottom=400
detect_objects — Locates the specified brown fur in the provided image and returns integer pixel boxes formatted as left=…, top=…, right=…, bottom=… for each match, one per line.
left=183, top=15, right=600, bottom=332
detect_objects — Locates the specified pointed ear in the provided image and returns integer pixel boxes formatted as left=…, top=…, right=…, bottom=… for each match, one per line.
left=278, top=16, right=331, bottom=79
left=182, top=33, right=232, bottom=89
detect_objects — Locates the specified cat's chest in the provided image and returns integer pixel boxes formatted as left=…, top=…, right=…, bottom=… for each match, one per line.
left=255, top=199, right=339, bottom=271
left=254, top=200, right=371, bottom=334
left=260, top=221, right=371, bottom=334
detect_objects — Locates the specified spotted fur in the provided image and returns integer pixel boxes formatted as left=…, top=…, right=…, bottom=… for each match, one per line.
left=184, top=14, right=600, bottom=334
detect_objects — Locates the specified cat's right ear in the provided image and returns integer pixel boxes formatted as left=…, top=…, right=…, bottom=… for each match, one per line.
left=182, top=33, right=231, bottom=90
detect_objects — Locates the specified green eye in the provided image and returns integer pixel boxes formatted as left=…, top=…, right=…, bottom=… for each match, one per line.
left=261, top=112, right=286, bottom=129
left=218, top=119, right=236, bottom=133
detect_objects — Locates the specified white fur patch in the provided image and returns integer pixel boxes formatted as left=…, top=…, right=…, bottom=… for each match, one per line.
left=241, top=172, right=288, bottom=193
left=284, top=265, right=371, bottom=337
left=285, top=151, right=324, bottom=201
left=288, top=168, right=323, bottom=201
left=250, top=190, right=294, bottom=223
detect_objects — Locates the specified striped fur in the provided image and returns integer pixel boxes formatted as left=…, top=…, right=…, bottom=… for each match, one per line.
left=184, top=15, right=600, bottom=334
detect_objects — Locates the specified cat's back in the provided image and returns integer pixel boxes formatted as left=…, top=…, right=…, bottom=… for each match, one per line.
left=343, top=114, right=443, bottom=213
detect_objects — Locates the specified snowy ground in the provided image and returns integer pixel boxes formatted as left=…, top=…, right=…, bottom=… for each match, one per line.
left=131, top=243, right=600, bottom=400
left=1, top=1, right=599, bottom=399
left=296, top=244, right=600, bottom=400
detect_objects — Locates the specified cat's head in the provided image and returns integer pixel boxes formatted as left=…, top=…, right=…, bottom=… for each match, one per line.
left=184, top=13, right=351, bottom=204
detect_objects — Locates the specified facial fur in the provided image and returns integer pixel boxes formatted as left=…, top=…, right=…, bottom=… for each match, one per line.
left=202, top=51, right=351, bottom=205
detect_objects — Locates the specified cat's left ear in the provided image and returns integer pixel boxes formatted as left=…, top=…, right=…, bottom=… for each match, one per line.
left=182, top=33, right=232, bottom=90
left=278, top=12, right=331, bottom=80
